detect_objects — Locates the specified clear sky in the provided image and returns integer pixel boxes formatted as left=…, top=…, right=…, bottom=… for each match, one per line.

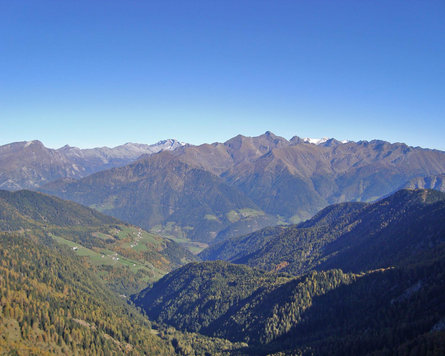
left=1, top=0, right=444, bottom=150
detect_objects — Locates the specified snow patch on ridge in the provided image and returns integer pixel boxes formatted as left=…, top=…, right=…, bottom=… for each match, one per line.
left=303, top=138, right=350, bottom=145
left=303, top=138, right=329, bottom=145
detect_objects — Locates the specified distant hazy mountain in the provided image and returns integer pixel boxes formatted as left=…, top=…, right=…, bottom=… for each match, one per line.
left=59, top=139, right=184, bottom=169
left=41, top=132, right=445, bottom=243
left=0, top=139, right=184, bottom=190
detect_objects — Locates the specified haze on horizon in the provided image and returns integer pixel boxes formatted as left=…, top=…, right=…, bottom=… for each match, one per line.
left=1, top=1, right=444, bottom=151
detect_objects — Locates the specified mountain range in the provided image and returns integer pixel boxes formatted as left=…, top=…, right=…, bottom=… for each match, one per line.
left=0, top=139, right=184, bottom=190
left=1, top=132, right=444, bottom=355
left=38, top=132, right=445, bottom=244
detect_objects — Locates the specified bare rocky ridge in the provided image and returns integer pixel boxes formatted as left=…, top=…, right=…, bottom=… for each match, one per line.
left=0, top=139, right=184, bottom=190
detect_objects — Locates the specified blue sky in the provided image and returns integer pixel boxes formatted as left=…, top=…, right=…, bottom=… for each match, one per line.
left=1, top=0, right=444, bottom=150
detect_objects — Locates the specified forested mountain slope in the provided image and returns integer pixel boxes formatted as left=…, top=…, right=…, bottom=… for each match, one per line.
left=259, top=251, right=445, bottom=356
left=132, top=261, right=292, bottom=333
left=0, top=232, right=174, bottom=355
left=133, top=189, right=445, bottom=353
left=133, top=252, right=445, bottom=354
left=0, top=189, right=119, bottom=229
left=0, top=190, right=196, bottom=294
left=201, top=189, right=445, bottom=275
left=133, top=189, right=445, bottom=354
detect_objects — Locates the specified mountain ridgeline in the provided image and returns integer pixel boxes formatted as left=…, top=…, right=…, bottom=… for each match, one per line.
left=133, top=189, right=445, bottom=355
left=0, top=189, right=119, bottom=229
left=39, top=132, right=445, bottom=243
left=0, top=139, right=184, bottom=190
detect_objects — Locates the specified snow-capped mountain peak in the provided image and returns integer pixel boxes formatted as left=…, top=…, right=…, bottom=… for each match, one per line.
left=303, top=137, right=329, bottom=145
left=303, top=137, right=350, bottom=145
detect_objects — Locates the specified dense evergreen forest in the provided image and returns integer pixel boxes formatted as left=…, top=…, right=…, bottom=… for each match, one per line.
left=134, top=248, right=445, bottom=355
left=134, top=189, right=445, bottom=355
